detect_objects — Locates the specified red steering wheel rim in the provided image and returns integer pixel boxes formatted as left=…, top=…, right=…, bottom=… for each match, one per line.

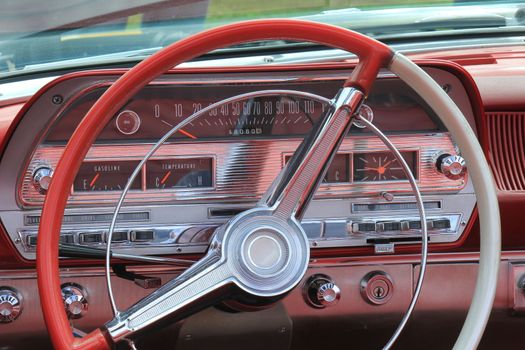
left=37, top=19, right=393, bottom=350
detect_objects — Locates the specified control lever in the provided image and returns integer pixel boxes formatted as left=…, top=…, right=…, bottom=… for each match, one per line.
left=112, top=264, right=162, bottom=289
left=59, top=243, right=194, bottom=266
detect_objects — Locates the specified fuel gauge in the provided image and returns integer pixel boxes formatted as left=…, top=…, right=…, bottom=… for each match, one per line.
left=73, top=161, right=141, bottom=191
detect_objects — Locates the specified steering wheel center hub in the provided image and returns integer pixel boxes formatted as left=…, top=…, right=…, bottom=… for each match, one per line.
left=242, top=228, right=289, bottom=275
left=220, top=208, right=309, bottom=297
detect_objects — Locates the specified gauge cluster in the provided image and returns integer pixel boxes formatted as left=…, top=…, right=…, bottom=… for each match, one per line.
left=0, top=65, right=479, bottom=260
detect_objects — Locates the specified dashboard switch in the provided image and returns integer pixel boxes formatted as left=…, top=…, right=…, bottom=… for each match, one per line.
left=32, top=165, right=53, bottom=194
left=0, top=287, right=23, bottom=323
left=352, top=222, right=376, bottom=233
left=436, top=154, right=466, bottom=180
left=303, top=274, right=341, bottom=308
left=432, top=218, right=451, bottom=230
left=61, top=283, right=88, bottom=319
left=377, top=221, right=401, bottom=232
left=80, top=232, right=104, bottom=244
left=131, top=230, right=155, bottom=242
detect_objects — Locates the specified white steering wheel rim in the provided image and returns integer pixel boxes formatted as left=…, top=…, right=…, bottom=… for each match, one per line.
left=390, top=52, right=501, bottom=350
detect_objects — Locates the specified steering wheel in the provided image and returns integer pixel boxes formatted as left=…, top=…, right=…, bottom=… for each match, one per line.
left=37, top=19, right=500, bottom=350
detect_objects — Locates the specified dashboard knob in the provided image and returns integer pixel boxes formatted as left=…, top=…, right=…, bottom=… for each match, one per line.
left=32, top=165, right=54, bottom=194
left=304, top=274, right=341, bottom=308
left=436, top=154, right=466, bottom=180
left=61, top=283, right=88, bottom=319
left=0, top=287, right=23, bottom=323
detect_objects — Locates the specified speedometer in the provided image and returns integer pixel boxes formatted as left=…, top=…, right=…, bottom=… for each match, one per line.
left=152, top=95, right=327, bottom=140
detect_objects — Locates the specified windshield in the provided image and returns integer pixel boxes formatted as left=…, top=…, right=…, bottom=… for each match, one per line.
left=0, top=0, right=523, bottom=76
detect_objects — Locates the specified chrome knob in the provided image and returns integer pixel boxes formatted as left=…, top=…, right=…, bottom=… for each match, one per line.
left=436, top=154, right=466, bottom=180
left=61, top=283, right=88, bottom=319
left=0, top=287, right=23, bottom=323
left=304, top=274, right=341, bottom=308
left=32, top=165, right=54, bottom=194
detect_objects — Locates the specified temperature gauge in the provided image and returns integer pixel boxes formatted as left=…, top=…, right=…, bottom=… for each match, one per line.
left=74, top=161, right=141, bottom=191
left=146, top=158, right=213, bottom=189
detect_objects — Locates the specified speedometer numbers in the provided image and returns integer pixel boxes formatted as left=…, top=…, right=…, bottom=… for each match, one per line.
left=153, top=96, right=327, bottom=139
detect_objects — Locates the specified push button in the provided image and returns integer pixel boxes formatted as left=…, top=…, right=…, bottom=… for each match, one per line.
left=80, top=232, right=104, bottom=244
left=377, top=221, right=401, bottom=232
left=432, top=219, right=451, bottom=230
left=130, top=230, right=155, bottom=242
left=351, top=222, right=376, bottom=233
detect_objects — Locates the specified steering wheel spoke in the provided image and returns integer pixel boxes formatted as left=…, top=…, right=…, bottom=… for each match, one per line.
left=105, top=245, right=230, bottom=342
left=260, top=87, right=364, bottom=220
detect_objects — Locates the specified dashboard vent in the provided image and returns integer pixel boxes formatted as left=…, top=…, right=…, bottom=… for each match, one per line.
left=486, top=112, right=525, bottom=191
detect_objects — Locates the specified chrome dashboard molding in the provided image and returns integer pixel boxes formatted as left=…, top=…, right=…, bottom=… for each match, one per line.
left=21, top=134, right=464, bottom=206
left=4, top=191, right=475, bottom=260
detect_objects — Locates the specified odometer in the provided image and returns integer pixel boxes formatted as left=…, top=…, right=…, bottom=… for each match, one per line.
left=73, top=161, right=141, bottom=192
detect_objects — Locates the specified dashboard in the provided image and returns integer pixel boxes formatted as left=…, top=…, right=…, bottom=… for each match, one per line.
left=0, top=65, right=477, bottom=261
left=5, top=41, right=525, bottom=349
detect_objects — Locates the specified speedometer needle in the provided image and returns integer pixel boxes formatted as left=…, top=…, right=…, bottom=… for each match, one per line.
left=179, top=129, right=197, bottom=139
left=160, top=170, right=172, bottom=185
left=89, top=173, right=100, bottom=187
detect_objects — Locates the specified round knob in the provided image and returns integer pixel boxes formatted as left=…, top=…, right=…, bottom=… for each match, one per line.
left=316, top=282, right=341, bottom=306
left=61, top=283, right=88, bottom=319
left=436, top=154, right=466, bottom=180
left=0, top=287, right=23, bottom=323
left=304, top=274, right=341, bottom=308
left=32, top=165, right=54, bottom=194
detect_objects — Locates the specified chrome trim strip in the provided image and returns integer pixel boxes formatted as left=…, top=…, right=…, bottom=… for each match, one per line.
left=22, top=135, right=464, bottom=206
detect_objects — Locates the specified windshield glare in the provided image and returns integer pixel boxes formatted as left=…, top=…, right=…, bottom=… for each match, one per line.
left=0, top=0, right=523, bottom=76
